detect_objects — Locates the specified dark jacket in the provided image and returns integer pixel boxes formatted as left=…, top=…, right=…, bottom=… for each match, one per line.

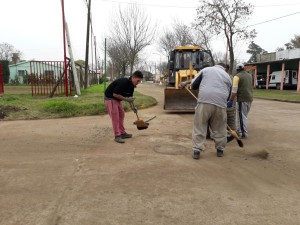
left=104, top=78, right=134, bottom=101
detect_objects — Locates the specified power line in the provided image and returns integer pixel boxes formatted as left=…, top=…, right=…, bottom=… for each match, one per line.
left=98, top=0, right=199, bottom=8
left=255, top=3, right=300, bottom=7
left=98, top=0, right=300, bottom=9
left=247, top=11, right=300, bottom=28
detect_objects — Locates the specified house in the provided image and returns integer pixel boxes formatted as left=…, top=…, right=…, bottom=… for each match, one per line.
left=8, top=61, right=31, bottom=84
left=245, top=48, right=300, bottom=92
left=9, top=61, right=65, bottom=85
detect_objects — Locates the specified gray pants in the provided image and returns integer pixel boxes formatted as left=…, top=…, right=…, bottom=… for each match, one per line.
left=192, top=103, right=227, bottom=151
left=227, top=107, right=236, bottom=130
left=236, top=101, right=252, bottom=137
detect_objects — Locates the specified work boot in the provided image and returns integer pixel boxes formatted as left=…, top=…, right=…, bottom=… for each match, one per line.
left=192, top=149, right=200, bottom=160
left=114, top=136, right=125, bottom=143
left=217, top=149, right=224, bottom=157
left=241, top=134, right=248, bottom=139
left=121, top=132, right=132, bottom=139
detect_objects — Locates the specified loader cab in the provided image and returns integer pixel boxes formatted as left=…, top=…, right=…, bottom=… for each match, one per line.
left=164, top=46, right=214, bottom=111
left=173, top=50, right=201, bottom=70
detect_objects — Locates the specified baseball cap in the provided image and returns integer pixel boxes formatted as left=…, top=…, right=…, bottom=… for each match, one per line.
left=236, top=63, right=244, bottom=70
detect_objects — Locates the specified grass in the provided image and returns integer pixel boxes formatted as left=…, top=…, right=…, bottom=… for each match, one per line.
left=1, top=85, right=299, bottom=120
left=0, top=84, right=157, bottom=121
left=253, top=89, right=300, bottom=102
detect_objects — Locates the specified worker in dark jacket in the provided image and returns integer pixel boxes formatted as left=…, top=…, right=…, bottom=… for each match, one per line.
left=104, top=71, right=143, bottom=143
left=227, top=63, right=253, bottom=138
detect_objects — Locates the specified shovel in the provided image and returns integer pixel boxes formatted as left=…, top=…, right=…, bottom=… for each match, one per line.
left=184, top=86, right=244, bottom=147
left=130, top=102, right=150, bottom=130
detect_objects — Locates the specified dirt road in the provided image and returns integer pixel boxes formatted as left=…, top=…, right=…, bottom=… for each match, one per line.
left=1, top=83, right=300, bottom=225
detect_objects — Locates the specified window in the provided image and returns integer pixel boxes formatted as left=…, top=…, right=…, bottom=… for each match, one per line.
left=18, top=70, right=25, bottom=76
left=292, top=71, right=298, bottom=79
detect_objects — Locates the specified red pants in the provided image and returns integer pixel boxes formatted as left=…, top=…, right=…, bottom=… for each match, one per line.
left=105, top=99, right=125, bottom=137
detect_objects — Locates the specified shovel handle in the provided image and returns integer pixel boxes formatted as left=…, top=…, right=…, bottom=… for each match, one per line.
left=185, top=86, right=198, bottom=100
left=144, top=116, right=156, bottom=123
left=130, top=102, right=139, bottom=120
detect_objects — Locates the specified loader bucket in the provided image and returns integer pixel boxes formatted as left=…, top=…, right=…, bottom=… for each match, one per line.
left=164, top=88, right=198, bottom=111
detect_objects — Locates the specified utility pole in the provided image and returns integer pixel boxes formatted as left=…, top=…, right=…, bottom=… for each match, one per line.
left=104, top=38, right=107, bottom=91
left=65, top=22, right=81, bottom=96
left=60, top=0, right=68, bottom=96
left=94, top=36, right=97, bottom=84
left=84, top=0, right=91, bottom=89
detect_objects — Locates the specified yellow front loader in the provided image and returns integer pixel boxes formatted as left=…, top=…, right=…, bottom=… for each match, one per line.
left=164, top=46, right=214, bottom=111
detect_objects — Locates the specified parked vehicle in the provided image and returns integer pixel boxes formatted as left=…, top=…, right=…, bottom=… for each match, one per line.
left=164, top=46, right=214, bottom=110
left=269, top=70, right=298, bottom=89
left=256, top=75, right=266, bottom=89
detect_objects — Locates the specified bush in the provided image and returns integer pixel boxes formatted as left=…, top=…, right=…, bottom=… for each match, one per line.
left=0, top=60, right=10, bottom=84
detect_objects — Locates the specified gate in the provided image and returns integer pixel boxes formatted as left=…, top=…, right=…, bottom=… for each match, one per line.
left=30, top=60, right=73, bottom=96
left=0, top=64, right=4, bottom=94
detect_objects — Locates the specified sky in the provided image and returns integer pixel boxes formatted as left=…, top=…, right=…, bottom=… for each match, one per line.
left=1, top=0, right=300, bottom=64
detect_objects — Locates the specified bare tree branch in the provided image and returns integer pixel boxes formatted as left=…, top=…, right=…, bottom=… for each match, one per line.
left=108, top=4, right=156, bottom=75
left=195, top=0, right=256, bottom=73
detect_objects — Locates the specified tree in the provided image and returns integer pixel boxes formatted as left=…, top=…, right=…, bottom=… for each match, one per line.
left=0, top=60, right=10, bottom=84
left=0, top=42, right=22, bottom=61
left=246, top=41, right=266, bottom=63
left=108, top=4, right=156, bottom=76
left=158, top=29, right=177, bottom=57
left=276, top=34, right=300, bottom=51
left=191, top=25, right=214, bottom=51
left=106, top=40, right=130, bottom=77
left=213, top=51, right=227, bottom=64
left=276, top=47, right=285, bottom=52
left=289, top=34, right=300, bottom=49
left=284, top=42, right=293, bottom=50
left=158, top=20, right=201, bottom=57
left=195, top=0, right=256, bottom=73
left=172, top=20, right=194, bottom=46
left=157, top=61, right=168, bottom=75
left=75, top=60, right=85, bottom=67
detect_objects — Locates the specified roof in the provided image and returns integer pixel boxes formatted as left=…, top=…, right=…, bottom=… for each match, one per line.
left=245, top=57, right=300, bottom=74
left=245, top=57, right=300, bottom=66
left=174, top=46, right=201, bottom=51
left=8, top=61, right=30, bottom=67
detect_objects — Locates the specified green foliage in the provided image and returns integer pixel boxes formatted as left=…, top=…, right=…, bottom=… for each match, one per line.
left=43, top=101, right=77, bottom=114
left=253, top=89, right=300, bottom=102
left=1, top=95, right=20, bottom=102
left=290, top=34, right=300, bottom=48
left=0, top=84, right=156, bottom=120
left=75, top=59, right=85, bottom=67
left=0, top=60, right=10, bottom=84
left=81, top=84, right=105, bottom=94
left=278, top=34, right=300, bottom=50
left=247, top=41, right=266, bottom=63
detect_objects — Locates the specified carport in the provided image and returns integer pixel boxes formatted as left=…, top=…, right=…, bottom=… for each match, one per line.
left=245, top=58, right=300, bottom=92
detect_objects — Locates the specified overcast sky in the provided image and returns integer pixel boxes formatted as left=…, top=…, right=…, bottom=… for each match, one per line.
left=1, top=0, right=300, bottom=64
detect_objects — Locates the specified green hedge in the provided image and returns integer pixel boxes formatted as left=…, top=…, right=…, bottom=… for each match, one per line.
left=0, top=60, right=10, bottom=84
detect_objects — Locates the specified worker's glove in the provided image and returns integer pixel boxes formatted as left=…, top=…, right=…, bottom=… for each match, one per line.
left=130, top=105, right=138, bottom=113
left=227, top=100, right=233, bottom=108
left=181, top=81, right=188, bottom=87
left=125, top=97, right=135, bottom=102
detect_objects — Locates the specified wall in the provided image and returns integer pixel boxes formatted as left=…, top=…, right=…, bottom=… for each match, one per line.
left=276, top=48, right=300, bottom=60
left=8, top=61, right=31, bottom=84
left=256, top=52, right=276, bottom=62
